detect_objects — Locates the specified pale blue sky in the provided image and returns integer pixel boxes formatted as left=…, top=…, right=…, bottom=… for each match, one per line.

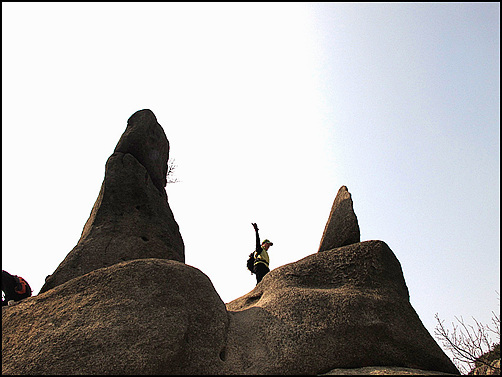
left=2, top=2, right=500, bottom=365
left=304, top=3, right=500, bottom=350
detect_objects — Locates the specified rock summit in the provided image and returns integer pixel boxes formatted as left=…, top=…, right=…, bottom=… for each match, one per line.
left=318, top=185, right=360, bottom=252
left=40, top=110, right=184, bottom=293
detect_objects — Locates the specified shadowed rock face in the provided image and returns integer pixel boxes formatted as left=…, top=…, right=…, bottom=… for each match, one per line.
left=114, top=109, right=170, bottom=194
left=40, top=110, right=184, bottom=294
left=318, top=186, right=360, bottom=252
left=3, top=242, right=459, bottom=375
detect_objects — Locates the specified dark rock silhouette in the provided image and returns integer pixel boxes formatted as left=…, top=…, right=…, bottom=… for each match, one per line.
left=318, top=185, right=360, bottom=252
left=114, top=109, right=169, bottom=195
left=40, top=110, right=184, bottom=294
left=2, top=110, right=459, bottom=375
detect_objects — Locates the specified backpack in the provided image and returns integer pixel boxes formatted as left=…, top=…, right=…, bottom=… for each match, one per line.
left=246, top=252, right=255, bottom=274
left=14, top=276, right=32, bottom=296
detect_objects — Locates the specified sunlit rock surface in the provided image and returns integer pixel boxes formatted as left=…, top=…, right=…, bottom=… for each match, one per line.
left=318, top=185, right=360, bottom=252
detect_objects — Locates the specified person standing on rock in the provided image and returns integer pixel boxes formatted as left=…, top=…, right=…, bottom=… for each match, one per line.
left=251, top=223, right=273, bottom=284
left=2, top=270, right=32, bottom=306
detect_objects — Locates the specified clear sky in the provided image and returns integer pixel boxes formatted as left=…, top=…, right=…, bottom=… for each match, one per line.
left=2, top=2, right=500, bottom=363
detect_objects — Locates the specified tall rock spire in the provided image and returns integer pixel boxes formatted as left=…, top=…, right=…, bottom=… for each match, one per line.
left=40, top=110, right=184, bottom=293
left=318, top=185, right=360, bottom=252
left=114, top=109, right=169, bottom=195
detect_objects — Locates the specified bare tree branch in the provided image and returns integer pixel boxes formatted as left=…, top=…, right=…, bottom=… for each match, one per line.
left=166, top=157, right=179, bottom=184
left=434, top=311, right=500, bottom=374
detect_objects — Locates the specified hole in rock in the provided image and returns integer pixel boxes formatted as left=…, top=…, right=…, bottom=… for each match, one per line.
left=245, top=294, right=262, bottom=306
left=141, top=236, right=149, bottom=242
left=219, top=348, right=226, bottom=361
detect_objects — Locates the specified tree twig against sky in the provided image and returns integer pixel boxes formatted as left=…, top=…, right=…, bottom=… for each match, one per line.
left=434, top=309, right=500, bottom=374
left=166, top=157, right=179, bottom=184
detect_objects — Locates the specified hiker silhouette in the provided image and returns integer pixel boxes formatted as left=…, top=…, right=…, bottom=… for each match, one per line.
left=2, top=270, right=32, bottom=306
left=250, top=223, right=273, bottom=284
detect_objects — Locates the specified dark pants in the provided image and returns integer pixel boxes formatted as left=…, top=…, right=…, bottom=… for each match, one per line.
left=254, top=263, right=270, bottom=285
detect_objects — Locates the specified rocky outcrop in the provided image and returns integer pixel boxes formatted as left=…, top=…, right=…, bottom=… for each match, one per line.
left=469, top=359, right=501, bottom=375
left=3, top=259, right=228, bottom=375
left=3, top=242, right=459, bottom=375
left=40, top=110, right=184, bottom=293
left=318, top=185, right=360, bottom=252
left=469, top=344, right=500, bottom=375
left=2, top=109, right=459, bottom=375
left=226, top=240, right=458, bottom=375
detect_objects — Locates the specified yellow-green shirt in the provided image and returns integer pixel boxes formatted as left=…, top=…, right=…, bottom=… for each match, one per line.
left=254, top=248, right=269, bottom=267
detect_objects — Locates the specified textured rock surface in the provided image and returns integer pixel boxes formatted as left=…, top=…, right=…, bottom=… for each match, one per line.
left=114, top=109, right=169, bottom=194
left=318, top=185, right=360, bottom=252
left=470, top=345, right=500, bottom=375
left=469, top=359, right=501, bottom=375
left=226, top=241, right=459, bottom=375
left=4, top=242, right=458, bottom=375
left=40, top=111, right=184, bottom=294
left=322, top=366, right=457, bottom=375
left=3, top=259, right=228, bottom=375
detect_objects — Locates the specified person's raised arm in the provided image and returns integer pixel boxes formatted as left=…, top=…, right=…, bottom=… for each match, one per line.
left=252, top=223, right=261, bottom=255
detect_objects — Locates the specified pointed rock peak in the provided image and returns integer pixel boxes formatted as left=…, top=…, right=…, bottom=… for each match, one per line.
left=318, top=185, right=360, bottom=252
left=128, top=108, right=157, bottom=123
left=39, top=110, right=184, bottom=294
left=114, top=109, right=169, bottom=194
